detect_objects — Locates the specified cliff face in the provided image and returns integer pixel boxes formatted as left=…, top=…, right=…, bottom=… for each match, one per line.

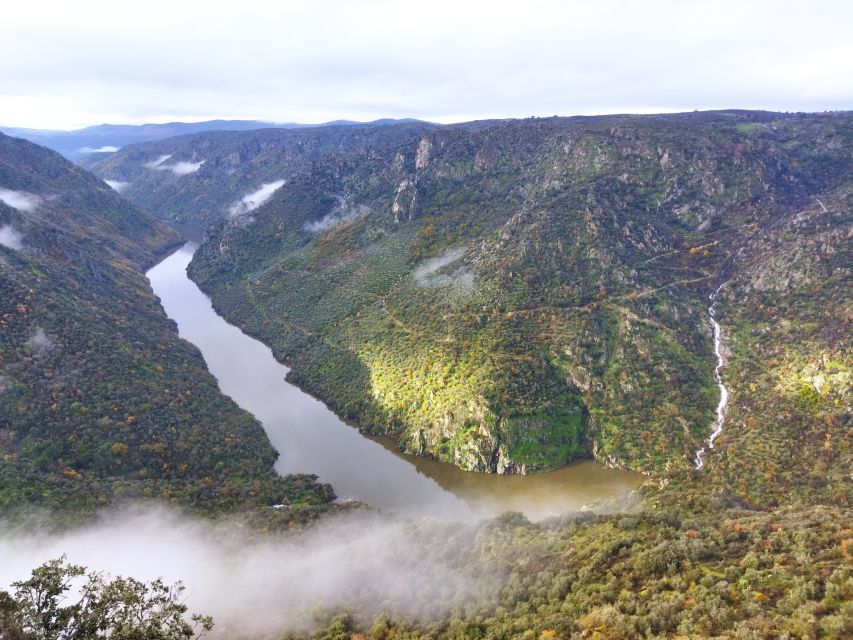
left=96, top=112, right=850, bottom=483
left=0, top=133, right=335, bottom=520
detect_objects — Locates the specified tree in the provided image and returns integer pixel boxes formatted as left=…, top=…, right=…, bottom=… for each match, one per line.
left=0, top=557, right=213, bottom=640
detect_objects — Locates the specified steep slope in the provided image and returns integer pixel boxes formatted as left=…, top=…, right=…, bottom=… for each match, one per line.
left=0, top=133, right=334, bottom=521
left=89, top=123, right=439, bottom=231
left=98, top=111, right=850, bottom=486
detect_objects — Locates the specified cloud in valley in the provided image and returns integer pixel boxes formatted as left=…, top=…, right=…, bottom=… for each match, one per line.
left=414, top=247, right=475, bottom=293
left=0, top=224, right=23, bottom=250
left=0, top=506, right=487, bottom=638
left=144, top=154, right=172, bottom=169
left=0, top=188, right=41, bottom=212
left=104, top=179, right=130, bottom=192
left=304, top=200, right=369, bottom=233
left=79, top=145, right=119, bottom=153
left=228, top=180, right=285, bottom=217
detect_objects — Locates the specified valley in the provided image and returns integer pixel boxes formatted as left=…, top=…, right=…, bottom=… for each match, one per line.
left=0, top=110, right=850, bottom=639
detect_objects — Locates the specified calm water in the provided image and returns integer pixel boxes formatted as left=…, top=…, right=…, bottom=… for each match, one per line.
left=147, top=244, right=642, bottom=520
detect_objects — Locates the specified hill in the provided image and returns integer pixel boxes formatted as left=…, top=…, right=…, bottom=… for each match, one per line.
left=89, top=111, right=851, bottom=495
left=0, top=133, right=335, bottom=523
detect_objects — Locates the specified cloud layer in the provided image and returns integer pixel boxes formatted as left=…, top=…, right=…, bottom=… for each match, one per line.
left=0, top=224, right=23, bottom=250
left=0, top=1, right=850, bottom=129
left=0, top=506, right=485, bottom=638
left=0, top=188, right=41, bottom=212
left=228, top=180, right=285, bottom=217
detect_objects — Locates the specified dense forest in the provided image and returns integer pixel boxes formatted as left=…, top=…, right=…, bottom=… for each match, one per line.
left=0, top=133, right=337, bottom=525
left=1, top=112, right=849, bottom=639
left=94, top=111, right=850, bottom=479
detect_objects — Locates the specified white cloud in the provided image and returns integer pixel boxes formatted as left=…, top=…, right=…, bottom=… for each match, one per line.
left=104, top=179, right=130, bottom=192
left=144, top=155, right=204, bottom=176
left=0, top=506, right=485, bottom=637
left=164, top=160, right=204, bottom=175
left=413, top=247, right=475, bottom=293
left=303, top=200, right=369, bottom=233
left=0, top=188, right=41, bottom=212
left=24, top=327, right=54, bottom=353
left=0, top=1, right=850, bottom=129
left=228, top=180, right=285, bottom=217
left=143, top=154, right=172, bottom=169
left=79, top=145, right=119, bottom=153
left=0, top=225, right=23, bottom=250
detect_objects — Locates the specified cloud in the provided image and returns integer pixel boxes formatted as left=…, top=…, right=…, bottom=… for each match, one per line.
left=0, top=1, right=851, bottom=129
left=24, top=327, right=54, bottom=353
left=413, top=247, right=475, bottom=293
left=143, top=155, right=203, bottom=176
left=0, top=188, right=41, bottom=212
left=79, top=145, right=119, bottom=153
left=303, top=200, right=370, bottom=233
left=228, top=180, right=285, bottom=217
left=165, top=160, right=204, bottom=175
left=0, top=225, right=23, bottom=250
left=144, top=154, right=173, bottom=169
left=104, top=179, right=130, bottom=192
left=0, top=506, right=486, bottom=638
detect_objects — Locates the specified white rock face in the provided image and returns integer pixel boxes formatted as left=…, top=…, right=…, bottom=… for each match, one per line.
left=415, top=138, right=432, bottom=169
left=228, top=180, right=286, bottom=217
left=0, top=188, right=41, bottom=212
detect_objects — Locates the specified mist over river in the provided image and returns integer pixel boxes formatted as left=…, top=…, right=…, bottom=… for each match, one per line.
left=146, top=244, right=642, bottom=520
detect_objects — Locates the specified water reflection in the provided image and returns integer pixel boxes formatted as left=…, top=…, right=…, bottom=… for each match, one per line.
left=147, top=244, right=642, bottom=520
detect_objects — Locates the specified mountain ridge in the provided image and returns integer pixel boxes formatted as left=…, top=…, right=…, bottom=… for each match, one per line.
left=88, top=110, right=850, bottom=495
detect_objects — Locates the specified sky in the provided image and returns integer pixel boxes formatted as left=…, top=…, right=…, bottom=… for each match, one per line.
left=1, top=0, right=851, bottom=129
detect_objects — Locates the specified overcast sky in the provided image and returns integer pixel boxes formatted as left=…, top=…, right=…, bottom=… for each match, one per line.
left=1, top=0, right=850, bottom=129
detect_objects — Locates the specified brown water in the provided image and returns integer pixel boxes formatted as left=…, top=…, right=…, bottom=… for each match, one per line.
left=146, top=244, right=642, bottom=520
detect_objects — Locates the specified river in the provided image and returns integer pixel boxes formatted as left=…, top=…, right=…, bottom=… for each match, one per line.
left=146, top=244, right=642, bottom=520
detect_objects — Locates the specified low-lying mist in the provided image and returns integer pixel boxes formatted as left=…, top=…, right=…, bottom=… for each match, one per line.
left=0, top=505, right=492, bottom=638
left=0, top=224, right=23, bottom=250
left=0, top=187, right=41, bottom=212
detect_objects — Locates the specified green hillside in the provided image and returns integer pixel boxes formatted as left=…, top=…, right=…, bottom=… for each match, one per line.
left=0, top=133, right=335, bottom=523
left=132, top=111, right=852, bottom=483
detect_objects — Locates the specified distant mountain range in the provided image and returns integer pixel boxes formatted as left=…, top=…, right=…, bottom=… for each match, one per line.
left=0, top=118, right=429, bottom=161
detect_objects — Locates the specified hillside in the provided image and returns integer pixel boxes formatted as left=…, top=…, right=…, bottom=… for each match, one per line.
left=0, top=120, right=297, bottom=161
left=120, top=111, right=846, bottom=486
left=0, top=133, right=335, bottom=523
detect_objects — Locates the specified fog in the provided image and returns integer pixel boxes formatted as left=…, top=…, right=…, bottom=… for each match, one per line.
left=161, top=159, right=205, bottom=175
left=413, top=247, right=475, bottom=293
left=24, top=326, right=54, bottom=353
left=79, top=145, right=119, bottom=153
left=0, top=224, right=23, bottom=250
left=0, top=187, right=41, bottom=212
left=0, top=505, right=489, bottom=638
left=104, top=179, right=130, bottom=192
left=304, top=202, right=369, bottom=233
left=144, top=153, right=173, bottom=169
left=229, top=180, right=285, bottom=217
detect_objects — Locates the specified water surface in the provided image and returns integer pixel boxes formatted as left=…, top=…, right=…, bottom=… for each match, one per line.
left=147, top=244, right=642, bottom=520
